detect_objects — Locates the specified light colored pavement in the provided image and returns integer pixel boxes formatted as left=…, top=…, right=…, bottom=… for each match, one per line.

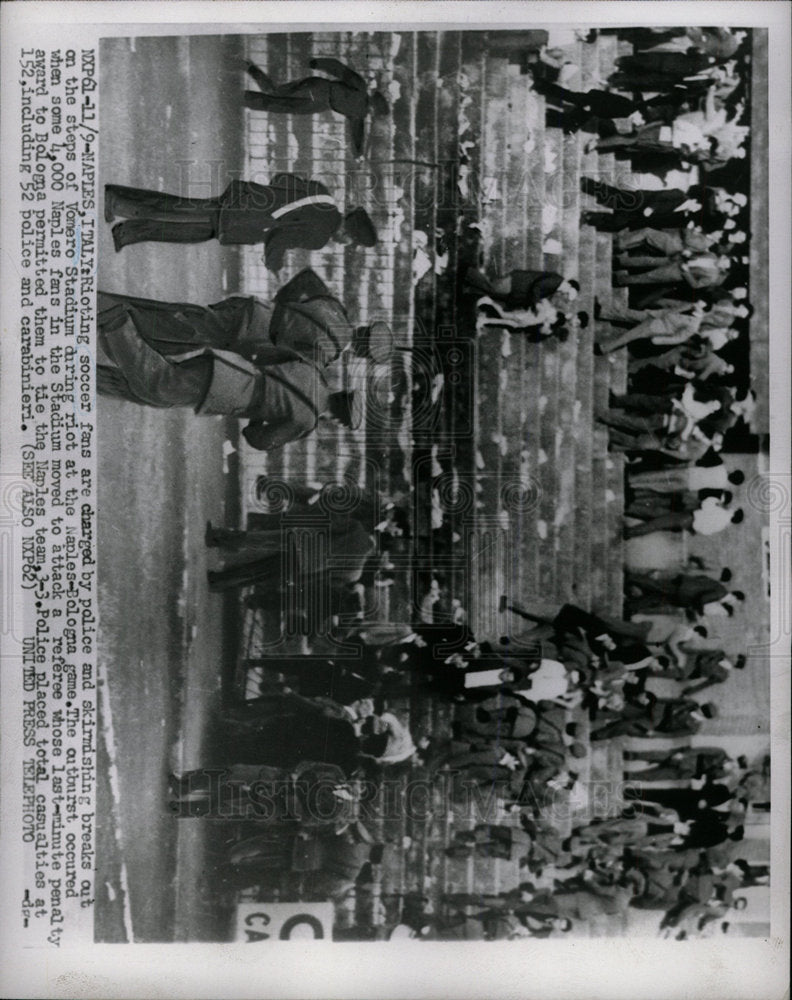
left=96, top=33, right=244, bottom=941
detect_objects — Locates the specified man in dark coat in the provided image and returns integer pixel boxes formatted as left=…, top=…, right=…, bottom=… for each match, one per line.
left=528, top=75, right=639, bottom=133
left=590, top=693, right=659, bottom=741
left=217, top=692, right=364, bottom=775
left=611, top=50, right=723, bottom=88
left=105, top=177, right=377, bottom=270
left=445, top=824, right=533, bottom=862
left=463, top=267, right=579, bottom=311
left=97, top=288, right=356, bottom=450
left=580, top=177, right=731, bottom=233
left=631, top=783, right=734, bottom=821
left=682, top=653, right=746, bottom=695
left=243, top=58, right=389, bottom=157
left=653, top=697, right=718, bottom=737
left=624, top=746, right=733, bottom=783
left=204, top=512, right=375, bottom=592
left=624, top=571, right=732, bottom=615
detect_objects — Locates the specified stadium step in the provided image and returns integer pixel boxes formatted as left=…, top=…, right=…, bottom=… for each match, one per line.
left=238, top=30, right=639, bottom=914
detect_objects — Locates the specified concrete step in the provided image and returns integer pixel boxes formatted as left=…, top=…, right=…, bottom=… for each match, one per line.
left=524, top=85, right=546, bottom=268
left=514, top=333, right=541, bottom=601
left=481, top=56, right=511, bottom=272
left=605, top=452, right=626, bottom=614
left=413, top=32, right=441, bottom=325
left=579, top=36, right=599, bottom=88
left=589, top=427, right=610, bottom=601
left=536, top=339, right=560, bottom=597
left=504, top=72, right=533, bottom=268
left=560, top=131, right=584, bottom=277
left=553, top=332, right=579, bottom=602
left=388, top=33, right=421, bottom=329
left=542, top=122, right=565, bottom=276
left=572, top=227, right=597, bottom=610
left=597, top=32, right=620, bottom=77
left=435, top=31, right=465, bottom=464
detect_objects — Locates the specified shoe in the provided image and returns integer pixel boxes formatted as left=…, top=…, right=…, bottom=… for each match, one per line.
left=167, top=772, right=187, bottom=794
left=111, top=223, right=125, bottom=252
left=104, top=191, right=116, bottom=223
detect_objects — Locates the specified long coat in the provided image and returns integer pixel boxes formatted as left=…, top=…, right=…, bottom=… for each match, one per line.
left=97, top=282, right=348, bottom=450
left=106, top=175, right=344, bottom=271
left=218, top=177, right=343, bottom=270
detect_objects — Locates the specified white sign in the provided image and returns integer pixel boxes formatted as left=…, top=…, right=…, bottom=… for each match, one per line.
left=234, top=902, right=334, bottom=942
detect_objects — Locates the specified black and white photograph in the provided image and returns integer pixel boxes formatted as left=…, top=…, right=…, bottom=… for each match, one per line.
left=0, top=2, right=789, bottom=997
left=95, top=22, right=776, bottom=945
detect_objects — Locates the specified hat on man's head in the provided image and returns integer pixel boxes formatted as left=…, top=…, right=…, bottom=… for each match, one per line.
left=344, top=207, right=378, bottom=247
left=368, top=91, right=390, bottom=117
left=352, top=320, right=393, bottom=363
left=327, top=390, right=358, bottom=428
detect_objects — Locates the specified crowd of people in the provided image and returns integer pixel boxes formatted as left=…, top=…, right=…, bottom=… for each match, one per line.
left=175, top=505, right=764, bottom=940
left=97, top=25, right=768, bottom=940
left=418, top=25, right=764, bottom=940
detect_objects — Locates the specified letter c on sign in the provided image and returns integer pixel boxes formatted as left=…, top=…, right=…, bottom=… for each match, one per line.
left=279, top=914, right=325, bottom=939
left=243, top=911, right=271, bottom=942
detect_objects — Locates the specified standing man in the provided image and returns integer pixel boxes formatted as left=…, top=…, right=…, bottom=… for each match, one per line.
left=204, top=513, right=376, bottom=592
left=243, top=58, right=389, bottom=156
left=624, top=746, right=736, bottom=783
left=624, top=570, right=743, bottom=617
left=624, top=496, right=744, bottom=538
left=97, top=289, right=358, bottom=450
left=681, top=653, right=747, bottom=695
left=105, top=176, right=377, bottom=270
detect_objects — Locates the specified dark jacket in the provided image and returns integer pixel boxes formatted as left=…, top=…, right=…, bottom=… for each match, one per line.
left=218, top=175, right=342, bottom=270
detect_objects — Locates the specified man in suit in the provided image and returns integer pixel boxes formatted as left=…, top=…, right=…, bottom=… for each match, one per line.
left=594, top=299, right=707, bottom=353
left=214, top=691, right=365, bottom=775
left=681, top=653, right=746, bottom=695
left=243, top=58, right=389, bottom=156
left=653, top=697, right=719, bottom=737
left=624, top=746, right=735, bottom=782
left=624, top=498, right=744, bottom=539
left=611, top=50, right=726, bottom=89
left=97, top=288, right=357, bottom=450
left=614, top=251, right=731, bottom=290
left=105, top=177, right=377, bottom=270
left=580, top=177, right=736, bottom=225
left=615, top=225, right=723, bottom=257
left=445, top=823, right=533, bottom=862
left=624, top=570, right=737, bottom=615
left=205, top=513, right=376, bottom=593
left=463, top=267, right=579, bottom=311
left=628, top=453, right=744, bottom=495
